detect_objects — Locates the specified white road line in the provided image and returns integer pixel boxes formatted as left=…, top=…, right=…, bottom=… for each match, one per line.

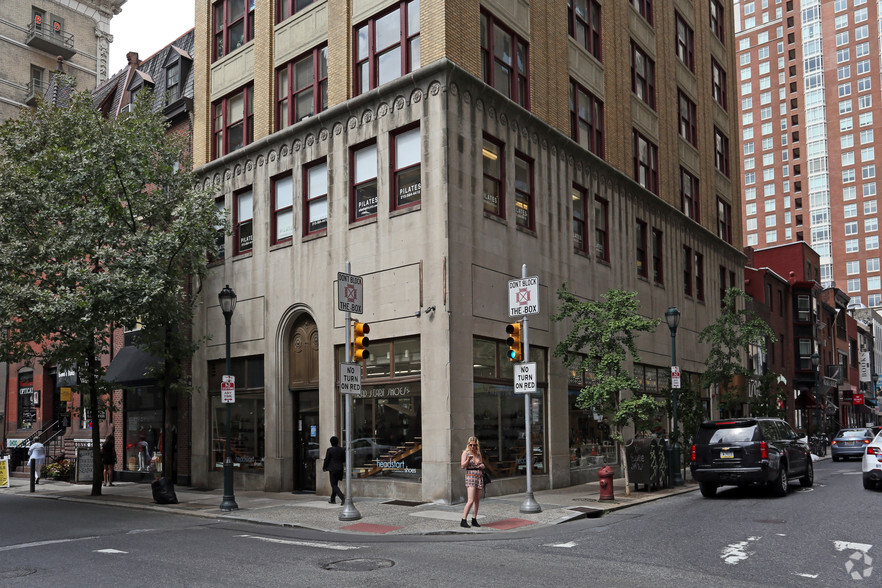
left=833, top=541, right=873, bottom=552
left=235, top=534, right=361, bottom=551
left=0, top=536, right=99, bottom=552
left=94, top=549, right=128, bottom=554
left=546, top=541, right=577, bottom=548
left=793, top=572, right=819, bottom=578
left=721, top=536, right=762, bottom=565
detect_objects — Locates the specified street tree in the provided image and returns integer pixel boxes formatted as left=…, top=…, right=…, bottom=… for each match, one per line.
left=0, top=78, right=219, bottom=495
left=698, top=288, right=776, bottom=418
left=553, top=287, right=662, bottom=494
left=749, top=371, right=788, bottom=419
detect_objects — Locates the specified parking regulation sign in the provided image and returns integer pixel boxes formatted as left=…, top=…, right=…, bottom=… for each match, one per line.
left=508, top=276, right=539, bottom=317
left=671, top=366, right=681, bottom=390
left=221, top=375, right=235, bottom=403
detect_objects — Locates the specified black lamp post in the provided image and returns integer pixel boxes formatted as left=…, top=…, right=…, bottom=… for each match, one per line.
left=811, top=352, right=820, bottom=437
left=219, top=285, right=238, bottom=511
left=665, top=306, right=683, bottom=486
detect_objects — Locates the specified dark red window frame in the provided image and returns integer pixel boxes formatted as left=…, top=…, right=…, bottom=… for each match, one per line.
left=276, top=45, right=328, bottom=131
left=390, top=124, right=422, bottom=211
left=481, top=10, right=530, bottom=108
left=652, top=228, right=664, bottom=284
left=717, top=197, right=733, bottom=243
left=271, top=173, right=294, bottom=245
left=573, top=183, right=589, bottom=253
left=354, top=0, right=420, bottom=96
left=351, top=140, right=379, bottom=222
left=514, top=151, right=534, bottom=230
left=213, top=0, right=255, bottom=62
left=568, top=0, right=602, bottom=61
left=696, top=251, right=705, bottom=301
left=636, top=219, right=648, bottom=278
left=277, top=0, right=318, bottom=23
left=710, top=0, right=725, bottom=44
left=304, top=158, right=328, bottom=236
left=233, top=188, right=254, bottom=256
left=680, top=167, right=700, bottom=222
left=633, top=129, right=659, bottom=194
left=675, top=12, right=694, bottom=71
left=212, top=84, right=254, bottom=160
left=482, top=134, right=505, bottom=218
left=631, top=41, right=656, bottom=109
left=714, top=127, right=731, bottom=177
left=711, top=57, right=728, bottom=111
left=683, top=245, right=693, bottom=297
left=678, top=90, right=698, bottom=146
left=630, top=0, right=653, bottom=25
left=595, top=195, right=609, bottom=262
left=570, top=79, right=605, bottom=158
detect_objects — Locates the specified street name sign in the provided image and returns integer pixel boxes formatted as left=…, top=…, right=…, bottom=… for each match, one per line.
left=671, top=366, right=681, bottom=389
left=508, top=276, right=539, bottom=317
left=221, top=375, right=235, bottom=403
left=339, top=363, right=362, bottom=395
left=337, top=272, right=364, bottom=314
left=514, top=362, right=537, bottom=394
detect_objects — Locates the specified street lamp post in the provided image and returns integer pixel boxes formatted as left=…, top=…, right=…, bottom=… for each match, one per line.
left=219, top=285, right=238, bottom=511
left=665, top=306, right=683, bottom=487
left=811, top=352, right=820, bottom=438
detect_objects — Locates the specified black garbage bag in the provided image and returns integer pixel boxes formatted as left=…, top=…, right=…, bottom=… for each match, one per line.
left=151, top=477, right=178, bottom=504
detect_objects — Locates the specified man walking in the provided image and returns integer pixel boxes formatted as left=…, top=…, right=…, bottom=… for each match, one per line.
left=322, top=436, right=345, bottom=504
left=28, top=440, right=46, bottom=484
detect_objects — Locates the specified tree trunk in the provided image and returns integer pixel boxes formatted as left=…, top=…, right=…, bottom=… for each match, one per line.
left=87, top=355, right=102, bottom=496
left=620, top=434, right=631, bottom=497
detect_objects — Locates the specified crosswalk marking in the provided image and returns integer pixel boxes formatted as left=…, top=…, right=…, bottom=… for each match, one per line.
left=235, top=534, right=361, bottom=551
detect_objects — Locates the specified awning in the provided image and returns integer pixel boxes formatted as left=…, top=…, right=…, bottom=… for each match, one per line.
left=103, top=346, right=161, bottom=387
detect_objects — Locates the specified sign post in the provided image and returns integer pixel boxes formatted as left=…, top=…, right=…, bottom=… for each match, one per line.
left=671, top=366, right=681, bottom=390
left=338, top=263, right=362, bottom=521
left=509, top=265, right=541, bottom=514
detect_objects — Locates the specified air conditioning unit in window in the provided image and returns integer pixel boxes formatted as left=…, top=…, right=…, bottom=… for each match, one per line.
left=120, top=103, right=133, bottom=114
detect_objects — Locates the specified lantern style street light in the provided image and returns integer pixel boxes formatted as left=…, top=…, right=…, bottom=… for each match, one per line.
left=665, top=306, right=683, bottom=486
left=219, top=285, right=238, bottom=511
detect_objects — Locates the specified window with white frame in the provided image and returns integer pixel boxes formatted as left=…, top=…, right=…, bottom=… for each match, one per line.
left=859, top=95, right=872, bottom=109
left=868, top=276, right=881, bottom=290
left=844, top=204, right=857, bottom=218
left=391, top=126, right=421, bottom=209
left=867, top=258, right=880, bottom=272
left=272, top=174, right=294, bottom=243
left=868, top=236, right=880, bottom=250
left=846, top=239, right=859, bottom=253
left=848, top=278, right=861, bottom=292
left=352, top=142, right=378, bottom=221
left=864, top=183, right=876, bottom=197
left=866, top=217, right=878, bottom=232
left=865, top=200, right=877, bottom=215
left=746, top=202, right=757, bottom=215
left=863, top=164, right=875, bottom=179
left=847, top=260, right=860, bottom=274
left=846, top=222, right=859, bottom=236
left=305, top=160, right=328, bottom=234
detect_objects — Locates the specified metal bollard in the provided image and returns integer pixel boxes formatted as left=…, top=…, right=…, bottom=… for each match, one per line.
left=30, top=460, right=35, bottom=493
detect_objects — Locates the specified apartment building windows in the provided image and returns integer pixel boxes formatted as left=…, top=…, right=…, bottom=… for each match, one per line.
left=717, top=198, right=733, bottom=244
left=277, top=46, right=328, bottom=130
left=572, top=184, right=589, bottom=253
left=568, top=0, right=602, bottom=60
left=272, top=174, right=294, bottom=244
left=278, top=0, right=317, bottom=22
left=305, top=160, right=328, bottom=235
left=482, top=135, right=504, bottom=218
left=711, top=58, right=728, bottom=110
left=714, top=127, right=730, bottom=176
left=630, top=0, right=653, bottom=25
left=213, top=0, right=255, bottom=61
left=514, top=153, right=534, bottom=230
left=595, top=196, right=609, bottom=262
left=633, top=130, right=659, bottom=194
left=212, top=85, right=254, bottom=158
left=352, top=142, right=379, bottom=221
left=355, top=0, right=421, bottom=95
left=234, top=188, right=254, bottom=255
left=675, top=12, right=694, bottom=71
left=680, top=167, right=700, bottom=222
left=392, top=126, right=421, bottom=210
left=678, top=90, right=698, bottom=146
left=683, top=245, right=693, bottom=297
left=710, top=0, right=725, bottom=43
left=652, top=228, right=663, bottom=284
left=570, top=80, right=604, bottom=158
left=695, top=252, right=705, bottom=301
left=631, top=41, right=656, bottom=109
left=481, top=11, right=529, bottom=107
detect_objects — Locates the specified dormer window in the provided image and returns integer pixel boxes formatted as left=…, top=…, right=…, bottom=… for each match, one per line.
left=164, top=46, right=191, bottom=103
left=128, top=70, right=155, bottom=107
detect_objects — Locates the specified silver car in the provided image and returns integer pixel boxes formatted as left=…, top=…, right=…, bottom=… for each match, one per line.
left=831, top=428, right=875, bottom=461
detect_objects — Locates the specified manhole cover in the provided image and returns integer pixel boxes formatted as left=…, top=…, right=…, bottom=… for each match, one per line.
left=0, top=569, right=38, bottom=579
left=323, top=559, right=395, bottom=572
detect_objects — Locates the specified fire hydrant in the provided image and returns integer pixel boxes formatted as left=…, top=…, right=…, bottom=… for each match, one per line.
left=598, top=465, right=615, bottom=501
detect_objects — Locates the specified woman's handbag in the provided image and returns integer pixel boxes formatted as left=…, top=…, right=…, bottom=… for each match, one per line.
left=481, top=469, right=491, bottom=486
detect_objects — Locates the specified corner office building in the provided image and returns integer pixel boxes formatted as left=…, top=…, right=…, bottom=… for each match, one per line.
left=190, top=0, right=743, bottom=503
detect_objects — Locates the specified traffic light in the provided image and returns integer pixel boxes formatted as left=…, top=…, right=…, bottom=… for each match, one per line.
left=353, top=321, right=371, bottom=361
left=505, top=322, right=522, bottom=361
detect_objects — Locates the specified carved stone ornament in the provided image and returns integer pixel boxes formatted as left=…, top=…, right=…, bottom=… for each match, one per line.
left=294, top=139, right=302, bottom=151
left=269, top=150, right=277, bottom=162
left=246, top=160, right=253, bottom=172
left=333, top=123, right=343, bottom=136
left=235, top=164, right=242, bottom=176
left=306, top=134, right=315, bottom=146
left=348, top=116, right=358, bottom=129
left=429, top=81, right=441, bottom=96
left=394, top=96, right=406, bottom=110
left=378, top=103, right=389, bottom=117
left=320, top=129, right=329, bottom=142
left=257, top=155, right=265, bottom=167
left=449, top=82, right=459, bottom=96
left=362, top=110, right=372, bottom=123
left=411, top=89, right=422, bottom=103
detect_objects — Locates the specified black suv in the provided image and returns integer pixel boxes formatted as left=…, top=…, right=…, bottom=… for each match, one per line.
left=690, top=418, right=813, bottom=498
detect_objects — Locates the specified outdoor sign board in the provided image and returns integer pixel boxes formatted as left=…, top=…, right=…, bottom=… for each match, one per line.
left=508, top=276, right=539, bottom=317
left=337, top=272, right=363, bottom=314
left=671, top=366, right=681, bottom=389
left=514, top=362, right=537, bottom=394
left=339, top=363, right=362, bottom=395
left=221, top=375, right=235, bottom=403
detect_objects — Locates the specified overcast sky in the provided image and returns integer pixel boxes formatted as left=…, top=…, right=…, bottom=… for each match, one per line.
left=108, top=0, right=195, bottom=75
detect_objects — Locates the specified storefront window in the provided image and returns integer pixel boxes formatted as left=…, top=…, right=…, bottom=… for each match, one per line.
left=337, top=337, right=421, bottom=479
left=123, top=386, right=161, bottom=472
left=18, top=369, right=35, bottom=430
left=473, top=338, right=547, bottom=478
left=209, top=356, right=265, bottom=472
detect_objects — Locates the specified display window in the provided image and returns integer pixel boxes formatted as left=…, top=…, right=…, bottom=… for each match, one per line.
left=209, top=356, right=265, bottom=472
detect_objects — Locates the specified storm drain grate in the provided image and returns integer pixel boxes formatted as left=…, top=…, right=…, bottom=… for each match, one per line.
left=570, top=507, right=605, bottom=518
left=383, top=500, right=427, bottom=507
left=323, top=559, right=395, bottom=572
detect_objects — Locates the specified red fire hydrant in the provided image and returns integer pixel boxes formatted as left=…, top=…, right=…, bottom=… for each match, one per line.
left=598, top=465, right=615, bottom=501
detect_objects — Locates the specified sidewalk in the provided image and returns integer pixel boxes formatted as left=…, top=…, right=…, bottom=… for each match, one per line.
left=1, top=474, right=698, bottom=536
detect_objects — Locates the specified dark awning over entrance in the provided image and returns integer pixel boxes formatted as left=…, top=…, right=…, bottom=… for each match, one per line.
left=104, top=346, right=161, bottom=387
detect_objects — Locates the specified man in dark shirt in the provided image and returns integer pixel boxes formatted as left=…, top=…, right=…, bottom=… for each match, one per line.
left=322, top=436, right=346, bottom=504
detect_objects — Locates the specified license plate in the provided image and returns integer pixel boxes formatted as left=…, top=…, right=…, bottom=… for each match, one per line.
left=720, top=451, right=734, bottom=459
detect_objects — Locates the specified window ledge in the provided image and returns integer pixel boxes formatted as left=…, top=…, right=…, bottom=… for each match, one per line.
left=516, top=225, right=537, bottom=238
left=270, top=239, right=293, bottom=252
left=390, top=203, right=420, bottom=218
left=232, top=251, right=253, bottom=262
left=596, top=257, right=611, bottom=266
left=303, top=230, right=326, bottom=243
left=574, top=248, right=591, bottom=259
left=349, top=216, right=377, bottom=229
left=483, top=211, right=507, bottom=226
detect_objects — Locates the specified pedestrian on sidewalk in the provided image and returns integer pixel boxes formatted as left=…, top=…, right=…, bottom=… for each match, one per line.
left=460, top=436, right=485, bottom=528
left=27, top=440, right=45, bottom=484
left=102, top=434, right=117, bottom=487
left=322, top=436, right=345, bottom=505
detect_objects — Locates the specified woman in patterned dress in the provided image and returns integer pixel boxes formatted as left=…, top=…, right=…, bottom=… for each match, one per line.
left=460, top=436, right=485, bottom=528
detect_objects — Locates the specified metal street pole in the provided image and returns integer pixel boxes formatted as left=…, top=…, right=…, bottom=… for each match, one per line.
left=219, top=285, right=238, bottom=511
left=666, top=307, right=683, bottom=486
left=340, top=261, right=361, bottom=521
left=519, top=264, right=541, bottom=513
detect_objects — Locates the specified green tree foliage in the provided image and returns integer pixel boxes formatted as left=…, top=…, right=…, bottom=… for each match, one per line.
left=698, top=288, right=776, bottom=418
left=749, top=371, right=788, bottom=419
left=553, top=287, right=662, bottom=492
left=0, top=79, right=219, bottom=495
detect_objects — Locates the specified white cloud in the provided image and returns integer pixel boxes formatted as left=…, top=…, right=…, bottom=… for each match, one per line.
left=108, top=0, right=195, bottom=74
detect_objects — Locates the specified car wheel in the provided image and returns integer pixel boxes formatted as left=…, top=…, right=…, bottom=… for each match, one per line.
left=800, top=459, right=814, bottom=487
left=863, top=477, right=874, bottom=490
left=772, top=466, right=788, bottom=497
left=699, top=482, right=718, bottom=498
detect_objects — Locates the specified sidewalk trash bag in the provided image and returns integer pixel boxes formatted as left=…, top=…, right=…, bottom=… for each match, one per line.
left=151, top=477, right=178, bottom=504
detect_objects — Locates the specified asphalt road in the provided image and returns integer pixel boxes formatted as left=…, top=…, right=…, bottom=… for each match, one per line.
left=0, top=459, right=878, bottom=587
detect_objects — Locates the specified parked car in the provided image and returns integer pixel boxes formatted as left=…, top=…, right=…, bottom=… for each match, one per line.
left=831, top=428, right=875, bottom=461
left=861, top=431, right=882, bottom=490
left=690, top=418, right=813, bottom=498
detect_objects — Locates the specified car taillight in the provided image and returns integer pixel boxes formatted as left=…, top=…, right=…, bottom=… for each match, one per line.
left=831, top=440, right=838, bottom=445
left=863, top=439, right=871, bottom=444
left=868, top=447, right=879, bottom=455
left=760, top=441, right=769, bottom=460
left=691, top=445, right=696, bottom=462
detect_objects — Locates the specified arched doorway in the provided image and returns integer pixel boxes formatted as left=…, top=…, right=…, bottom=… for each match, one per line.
left=289, top=314, right=319, bottom=492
